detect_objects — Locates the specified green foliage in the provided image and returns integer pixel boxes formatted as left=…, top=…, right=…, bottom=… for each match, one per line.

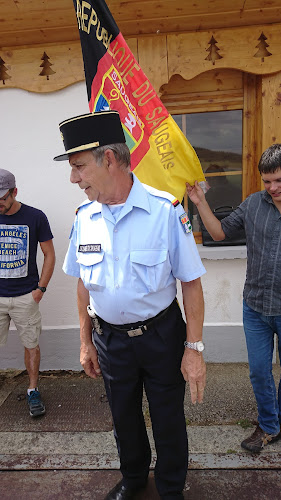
left=237, top=418, right=254, bottom=429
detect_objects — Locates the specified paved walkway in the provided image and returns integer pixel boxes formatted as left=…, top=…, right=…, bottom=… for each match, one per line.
left=0, top=364, right=280, bottom=499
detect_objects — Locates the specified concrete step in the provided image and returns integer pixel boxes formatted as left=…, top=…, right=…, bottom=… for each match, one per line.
left=0, top=426, right=280, bottom=471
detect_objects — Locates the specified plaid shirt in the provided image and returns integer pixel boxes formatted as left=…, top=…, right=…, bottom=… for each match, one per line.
left=221, top=190, right=281, bottom=316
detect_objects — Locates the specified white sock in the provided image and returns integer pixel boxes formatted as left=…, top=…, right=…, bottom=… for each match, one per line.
left=27, top=388, right=38, bottom=395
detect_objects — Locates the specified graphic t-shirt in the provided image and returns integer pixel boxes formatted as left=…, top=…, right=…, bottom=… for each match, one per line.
left=0, top=203, right=53, bottom=297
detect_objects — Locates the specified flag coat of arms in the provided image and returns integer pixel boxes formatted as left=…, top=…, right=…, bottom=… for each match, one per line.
left=73, top=0, right=205, bottom=201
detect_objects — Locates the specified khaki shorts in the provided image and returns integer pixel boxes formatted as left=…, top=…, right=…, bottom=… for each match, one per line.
left=0, top=293, right=42, bottom=349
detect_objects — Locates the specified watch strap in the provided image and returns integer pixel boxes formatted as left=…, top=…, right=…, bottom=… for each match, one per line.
left=184, top=340, right=204, bottom=352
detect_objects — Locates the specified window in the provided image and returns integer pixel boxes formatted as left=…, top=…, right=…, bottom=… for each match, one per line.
left=161, top=70, right=261, bottom=241
left=173, top=110, right=243, bottom=230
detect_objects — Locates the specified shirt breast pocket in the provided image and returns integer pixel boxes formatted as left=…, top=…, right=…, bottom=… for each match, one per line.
left=130, top=249, right=170, bottom=293
left=76, top=252, right=105, bottom=291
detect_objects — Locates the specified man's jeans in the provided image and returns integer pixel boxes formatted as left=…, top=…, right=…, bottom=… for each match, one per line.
left=243, top=300, right=281, bottom=435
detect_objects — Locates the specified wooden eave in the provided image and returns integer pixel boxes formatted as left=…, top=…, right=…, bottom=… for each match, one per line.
left=1, top=1, right=281, bottom=94
left=1, top=0, right=281, bottom=49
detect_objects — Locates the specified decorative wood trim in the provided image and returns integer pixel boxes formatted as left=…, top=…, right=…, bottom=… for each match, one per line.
left=0, top=38, right=139, bottom=93
left=161, top=69, right=243, bottom=93
left=0, top=42, right=84, bottom=93
left=167, top=24, right=281, bottom=82
left=1, top=23, right=281, bottom=94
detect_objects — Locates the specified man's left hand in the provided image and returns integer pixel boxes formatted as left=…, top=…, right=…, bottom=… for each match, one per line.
left=181, top=348, right=206, bottom=404
left=32, top=289, right=44, bottom=304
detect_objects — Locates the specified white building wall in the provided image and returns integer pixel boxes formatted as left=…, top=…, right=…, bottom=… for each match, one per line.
left=0, top=84, right=249, bottom=369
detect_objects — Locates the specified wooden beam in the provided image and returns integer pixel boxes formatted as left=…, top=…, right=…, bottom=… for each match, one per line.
left=138, top=35, right=168, bottom=95
left=161, top=89, right=243, bottom=114
left=1, top=0, right=281, bottom=47
left=107, top=0, right=281, bottom=36
left=0, top=28, right=80, bottom=49
left=259, top=71, right=281, bottom=188
left=242, top=73, right=261, bottom=199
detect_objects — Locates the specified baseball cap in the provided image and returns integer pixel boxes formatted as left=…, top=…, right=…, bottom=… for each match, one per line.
left=0, top=169, right=16, bottom=198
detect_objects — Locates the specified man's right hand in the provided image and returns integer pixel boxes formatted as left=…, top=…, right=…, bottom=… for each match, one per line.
left=186, top=180, right=225, bottom=241
left=80, top=343, right=101, bottom=379
left=186, top=180, right=206, bottom=206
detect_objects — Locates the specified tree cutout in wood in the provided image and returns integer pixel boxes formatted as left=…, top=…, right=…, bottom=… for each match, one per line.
left=254, top=32, right=272, bottom=63
left=0, top=57, right=11, bottom=85
left=39, top=52, right=56, bottom=80
left=205, top=36, right=223, bottom=65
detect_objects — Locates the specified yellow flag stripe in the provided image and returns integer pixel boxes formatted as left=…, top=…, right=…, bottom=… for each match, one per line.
left=134, top=115, right=205, bottom=201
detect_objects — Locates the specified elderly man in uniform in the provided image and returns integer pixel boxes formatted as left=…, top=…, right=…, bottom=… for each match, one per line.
left=54, top=111, right=206, bottom=500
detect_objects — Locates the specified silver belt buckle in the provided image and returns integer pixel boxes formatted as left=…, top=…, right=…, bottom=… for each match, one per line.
left=127, top=326, right=146, bottom=337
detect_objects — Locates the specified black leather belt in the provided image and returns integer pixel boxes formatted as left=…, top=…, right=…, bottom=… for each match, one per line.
left=97, top=299, right=176, bottom=337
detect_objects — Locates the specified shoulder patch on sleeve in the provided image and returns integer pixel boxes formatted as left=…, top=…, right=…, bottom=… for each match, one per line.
left=180, top=212, right=192, bottom=234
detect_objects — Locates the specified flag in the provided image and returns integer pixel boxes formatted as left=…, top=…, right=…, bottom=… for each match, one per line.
left=72, top=0, right=205, bottom=201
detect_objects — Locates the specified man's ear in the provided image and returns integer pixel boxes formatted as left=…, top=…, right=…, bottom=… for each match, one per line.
left=13, top=187, right=18, bottom=197
left=104, top=149, right=116, bottom=169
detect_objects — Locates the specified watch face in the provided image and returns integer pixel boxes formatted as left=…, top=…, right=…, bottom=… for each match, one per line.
left=197, top=341, right=205, bottom=352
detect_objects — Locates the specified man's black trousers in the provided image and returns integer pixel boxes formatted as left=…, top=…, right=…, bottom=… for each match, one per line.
left=93, top=299, right=188, bottom=500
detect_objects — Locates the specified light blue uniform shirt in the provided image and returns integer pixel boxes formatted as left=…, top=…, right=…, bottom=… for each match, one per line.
left=63, top=174, right=206, bottom=324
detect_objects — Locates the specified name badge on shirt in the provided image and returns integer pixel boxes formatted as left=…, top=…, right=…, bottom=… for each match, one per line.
left=78, top=244, right=102, bottom=253
left=180, top=213, right=192, bottom=234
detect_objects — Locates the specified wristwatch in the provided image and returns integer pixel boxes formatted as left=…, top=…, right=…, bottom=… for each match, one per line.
left=37, top=286, right=47, bottom=293
left=184, top=340, right=205, bottom=352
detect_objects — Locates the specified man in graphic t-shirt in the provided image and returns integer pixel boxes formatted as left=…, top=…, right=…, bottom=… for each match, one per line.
left=0, top=169, right=55, bottom=417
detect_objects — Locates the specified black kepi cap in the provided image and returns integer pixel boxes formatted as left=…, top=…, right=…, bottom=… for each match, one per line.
left=54, top=110, right=126, bottom=161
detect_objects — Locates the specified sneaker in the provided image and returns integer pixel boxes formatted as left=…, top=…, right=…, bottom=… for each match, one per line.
left=27, top=390, right=46, bottom=417
left=241, top=424, right=281, bottom=453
